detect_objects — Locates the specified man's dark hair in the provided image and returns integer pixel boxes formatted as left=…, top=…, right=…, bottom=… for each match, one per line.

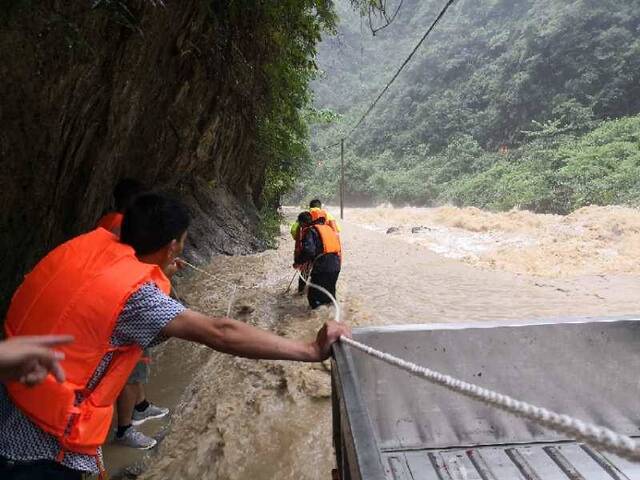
left=309, top=199, right=322, bottom=209
left=298, top=211, right=313, bottom=226
left=121, top=193, right=190, bottom=255
left=114, top=178, right=145, bottom=212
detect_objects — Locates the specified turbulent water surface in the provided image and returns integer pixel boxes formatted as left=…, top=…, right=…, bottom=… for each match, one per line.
left=103, top=206, right=640, bottom=479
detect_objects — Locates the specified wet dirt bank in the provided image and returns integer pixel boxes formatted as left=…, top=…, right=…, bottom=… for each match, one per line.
left=105, top=206, right=640, bottom=479
left=119, top=248, right=339, bottom=480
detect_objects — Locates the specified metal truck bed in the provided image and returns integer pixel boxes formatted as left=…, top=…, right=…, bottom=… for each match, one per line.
left=331, top=317, right=640, bottom=479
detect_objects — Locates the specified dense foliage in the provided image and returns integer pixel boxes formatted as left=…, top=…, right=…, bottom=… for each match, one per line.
left=294, top=0, right=640, bottom=212
left=253, top=0, right=383, bottom=211
left=193, top=0, right=341, bottom=243
left=248, top=1, right=335, bottom=209
left=443, top=115, right=640, bottom=213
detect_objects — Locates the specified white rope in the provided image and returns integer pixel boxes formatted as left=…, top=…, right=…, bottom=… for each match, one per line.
left=179, top=258, right=291, bottom=291
left=295, top=271, right=640, bottom=462
left=181, top=258, right=640, bottom=461
left=295, top=268, right=341, bottom=324
left=226, top=284, right=237, bottom=317
left=341, top=336, right=640, bottom=461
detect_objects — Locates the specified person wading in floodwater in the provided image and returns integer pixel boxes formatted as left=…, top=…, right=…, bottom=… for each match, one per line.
left=290, top=199, right=341, bottom=293
left=295, top=211, right=342, bottom=309
left=0, top=193, right=351, bottom=480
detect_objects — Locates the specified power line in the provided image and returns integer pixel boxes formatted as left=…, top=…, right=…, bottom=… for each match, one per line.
left=347, top=0, right=456, bottom=138
left=312, top=0, right=457, bottom=217
left=312, top=0, right=457, bottom=152
left=311, top=140, right=341, bottom=153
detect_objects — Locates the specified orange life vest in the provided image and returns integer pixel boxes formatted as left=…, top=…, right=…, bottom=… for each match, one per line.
left=96, top=212, right=123, bottom=234
left=4, top=228, right=170, bottom=456
left=310, top=208, right=338, bottom=232
left=301, top=223, right=341, bottom=258
left=309, top=208, right=328, bottom=222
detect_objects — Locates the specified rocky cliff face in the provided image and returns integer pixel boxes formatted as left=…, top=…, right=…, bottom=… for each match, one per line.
left=0, top=2, right=274, bottom=315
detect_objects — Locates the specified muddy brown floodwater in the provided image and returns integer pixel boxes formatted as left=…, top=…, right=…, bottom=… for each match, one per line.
left=103, top=206, right=640, bottom=479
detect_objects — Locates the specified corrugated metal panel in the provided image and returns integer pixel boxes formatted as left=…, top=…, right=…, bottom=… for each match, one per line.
left=381, top=442, right=639, bottom=480
left=332, top=318, right=640, bottom=480
left=350, top=319, right=640, bottom=451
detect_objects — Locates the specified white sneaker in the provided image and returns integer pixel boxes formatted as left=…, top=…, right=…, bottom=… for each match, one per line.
left=115, top=427, right=157, bottom=449
left=131, top=402, right=170, bottom=426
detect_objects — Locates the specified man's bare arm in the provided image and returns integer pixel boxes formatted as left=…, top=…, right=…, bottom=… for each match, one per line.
left=161, top=309, right=351, bottom=362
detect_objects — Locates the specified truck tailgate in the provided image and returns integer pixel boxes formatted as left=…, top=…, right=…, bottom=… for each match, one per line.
left=331, top=317, right=640, bottom=480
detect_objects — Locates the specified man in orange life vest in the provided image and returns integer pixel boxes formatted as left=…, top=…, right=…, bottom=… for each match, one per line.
left=290, top=198, right=340, bottom=240
left=0, top=193, right=350, bottom=479
left=295, top=211, right=341, bottom=309
left=97, top=179, right=169, bottom=450
left=291, top=199, right=340, bottom=293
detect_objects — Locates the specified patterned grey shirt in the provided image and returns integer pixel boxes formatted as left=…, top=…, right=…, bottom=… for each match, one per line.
left=0, top=282, right=185, bottom=474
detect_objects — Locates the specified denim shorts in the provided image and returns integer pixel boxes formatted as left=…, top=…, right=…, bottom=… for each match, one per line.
left=126, top=349, right=150, bottom=384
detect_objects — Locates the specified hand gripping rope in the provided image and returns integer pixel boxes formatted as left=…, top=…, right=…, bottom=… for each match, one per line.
left=294, top=271, right=640, bottom=462
left=181, top=259, right=640, bottom=462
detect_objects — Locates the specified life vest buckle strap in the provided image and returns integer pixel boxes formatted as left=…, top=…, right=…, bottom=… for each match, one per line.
left=69, top=406, right=81, bottom=415
left=55, top=448, right=66, bottom=463
left=97, top=453, right=108, bottom=480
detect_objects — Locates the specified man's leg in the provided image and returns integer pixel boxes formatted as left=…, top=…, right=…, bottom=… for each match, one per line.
left=116, top=383, right=138, bottom=428
left=135, top=383, right=146, bottom=404
left=308, top=271, right=333, bottom=309
left=116, top=359, right=149, bottom=429
left=326, top=270, right=339, bottom=300
left=317, top=271, right=338, bottom=306
left=307, top=271, right=320, bottom=308
left=297, top=266, right=310, bottom=294
left=130, top=354, right=169, bottom=425
left=115, top=360, right=158, bottom=449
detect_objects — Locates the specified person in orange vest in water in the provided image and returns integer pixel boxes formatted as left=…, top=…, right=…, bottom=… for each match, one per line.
left=291, top=199, right=340, bottom=294
left=0, top=193, right=351, bottom=480
left=290, top=198, right=340, bottom=240
left=98, top=179, right=170, bottom=450
left=295, top=211, right=342, bottom=309
left=96, top=178, right=145, bottom=236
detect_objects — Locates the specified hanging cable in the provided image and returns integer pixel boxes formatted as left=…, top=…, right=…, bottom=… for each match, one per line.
left=346, top=0, right=456, bottom=138
left=312, top=0, right=457, bottom=153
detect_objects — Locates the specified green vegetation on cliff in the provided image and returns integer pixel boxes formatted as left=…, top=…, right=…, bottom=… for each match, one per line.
left=248, top=1, right=335, bottom=210
left=0, top=0, right=352, bottom=313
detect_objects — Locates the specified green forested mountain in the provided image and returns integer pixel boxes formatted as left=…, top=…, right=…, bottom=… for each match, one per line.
left=294, top=0, right=640, bottom=212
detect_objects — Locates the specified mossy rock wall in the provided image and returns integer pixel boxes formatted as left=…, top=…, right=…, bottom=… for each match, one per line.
left=0, top=1, right=273, bottom=315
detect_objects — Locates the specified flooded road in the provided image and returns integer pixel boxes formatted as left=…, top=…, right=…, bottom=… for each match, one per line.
left=348, top=205, right=640, bottom=278
left=105, top=206, right=640, bottom=479
left=340, top=211, right=640, bottom=324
